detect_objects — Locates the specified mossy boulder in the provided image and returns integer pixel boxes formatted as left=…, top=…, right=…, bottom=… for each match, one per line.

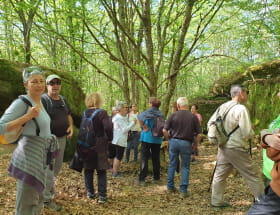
left=0, top=58, right=86, bottom=160
left=192, top=58, right=280, bottom=134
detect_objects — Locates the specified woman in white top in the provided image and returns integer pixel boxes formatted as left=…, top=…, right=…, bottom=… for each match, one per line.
left=112, top=101, right=136, bottom=177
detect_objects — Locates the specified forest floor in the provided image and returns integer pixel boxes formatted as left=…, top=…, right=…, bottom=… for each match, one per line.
left=0, top=140, right=263, bottom=215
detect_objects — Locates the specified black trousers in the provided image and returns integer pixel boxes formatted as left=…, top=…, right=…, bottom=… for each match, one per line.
left=139, top=141, right=161, bottom=181
left=84, top=169, right=107, bottom=197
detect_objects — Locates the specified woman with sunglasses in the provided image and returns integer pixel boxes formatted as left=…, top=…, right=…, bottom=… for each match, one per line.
left=0, top=66, right=57, bottom=215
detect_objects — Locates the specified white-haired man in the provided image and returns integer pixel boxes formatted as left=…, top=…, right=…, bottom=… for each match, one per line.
left=208, top=85, right=264, bottom=209
left=163, top=97, right=202, bottom=198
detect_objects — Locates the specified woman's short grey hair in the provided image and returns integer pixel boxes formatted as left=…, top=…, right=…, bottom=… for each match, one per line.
left=177, top=97, right=188, bottom=107
left=22, top=66, right=44, bottom=83
left=116, top=101, right=127, bottom=111
left=230, top=85, right=248, bottom=98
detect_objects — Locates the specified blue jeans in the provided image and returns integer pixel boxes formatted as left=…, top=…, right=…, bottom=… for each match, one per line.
left=167, top=138, right=192, bottom=193
left=247, top=185, right=280, bottom=215
left=126, top=131, right=140, bottom=162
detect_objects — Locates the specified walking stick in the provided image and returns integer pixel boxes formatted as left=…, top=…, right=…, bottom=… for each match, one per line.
left=208, top=161, right=217, bottom=192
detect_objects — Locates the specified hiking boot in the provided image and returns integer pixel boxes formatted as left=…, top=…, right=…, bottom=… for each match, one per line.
left=179, top=191, right=190, bottom=199
left=87, top=192, right=96, bottom=199
left=191, top=158, right=198, bottom=164
left=112, top=173, right=122, bottom=177
left=136, top=180, right=146, bottom=186
left=166, top=188, right=177, bottom=193
left=44, top=201, right=62, bottom=211
left=211, top=202, right=231, bottom=210
left=98, top=196, right=107, bottom=204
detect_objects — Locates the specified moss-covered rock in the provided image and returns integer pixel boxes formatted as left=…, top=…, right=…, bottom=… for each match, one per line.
left=0, top=58, right=86, bottom=161
left=192, top=58, right=280, bottom=134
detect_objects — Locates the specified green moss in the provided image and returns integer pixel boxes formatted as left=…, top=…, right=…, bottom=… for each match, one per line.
left=194, top=58, right=280, bottom=135
left=247, top=81, right=280, bottom=133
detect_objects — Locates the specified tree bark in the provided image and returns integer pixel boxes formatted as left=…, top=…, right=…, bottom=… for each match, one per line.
left=9, top=0, right=41, bottom=64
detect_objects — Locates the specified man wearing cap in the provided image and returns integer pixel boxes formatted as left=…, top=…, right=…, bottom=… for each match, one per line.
left=208, top=84, right=264, bottom=209
left=42, top=74, right=73, bottom=211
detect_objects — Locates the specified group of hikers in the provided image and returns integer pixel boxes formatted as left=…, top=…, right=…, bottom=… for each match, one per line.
left=0, top=66, right=280, bottom=214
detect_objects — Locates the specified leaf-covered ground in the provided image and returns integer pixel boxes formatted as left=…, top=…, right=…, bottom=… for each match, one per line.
left=0, top=141, right=263, bottom=215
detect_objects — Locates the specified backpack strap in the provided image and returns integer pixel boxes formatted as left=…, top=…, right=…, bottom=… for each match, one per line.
left=228, top=125, right=239, bottom=136
left=41, top=93, right=53, bottom=114
left=58, top=95, right=69, bottom=112
left=221, top=102, right=239, bottom=137
left=221, top=102, right=237, bottom=120
left=89, top=109, right=102, bottom=120
left=82, top=109, right=103, bottom=122
left=42, top=94, right=69, bottom=115
left=18, top=95, right=40, bottom=136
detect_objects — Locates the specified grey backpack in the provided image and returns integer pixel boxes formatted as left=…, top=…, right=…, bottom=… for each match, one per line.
left=208, top=103, right=239, bottom=146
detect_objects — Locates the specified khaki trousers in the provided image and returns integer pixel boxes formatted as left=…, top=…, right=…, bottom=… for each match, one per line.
left=211, top=147, right=264, bottom=206
left=43, top=136, right=66, bottom=202
left=15, top=180, right=44, bottom=215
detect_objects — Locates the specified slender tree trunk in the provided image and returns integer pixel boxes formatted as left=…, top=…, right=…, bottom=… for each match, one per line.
left=162, top=0, right=195, bottom=116
left=9, top=0, right=41, bottom=64
left=142, top=0, right=157, bottom=96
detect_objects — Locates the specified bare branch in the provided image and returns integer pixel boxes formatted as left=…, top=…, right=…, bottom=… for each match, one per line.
left=158, top=53, right=246, bottom=88
left=82, top=19, right=151, bottom=90
left=180, top=0, right=225, bottom=65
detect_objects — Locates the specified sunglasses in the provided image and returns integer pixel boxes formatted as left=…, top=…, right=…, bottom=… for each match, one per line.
left=23, top=67, right=44, bottom=82
left=48, top=80, right=61, bottom=86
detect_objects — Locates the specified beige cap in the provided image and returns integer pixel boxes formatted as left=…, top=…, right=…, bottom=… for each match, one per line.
left=46, top=74, right=61, bottom=83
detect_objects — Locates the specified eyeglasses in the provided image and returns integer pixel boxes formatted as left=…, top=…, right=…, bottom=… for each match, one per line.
left=48, top=80, right=61, bottom=86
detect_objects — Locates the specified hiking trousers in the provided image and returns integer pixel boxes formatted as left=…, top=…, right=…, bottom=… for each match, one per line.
left=15, top=180, right=44, bottom=215
left=43, top=136, right=66, bottom=202
left=139, top=142, right=161, bottom=181
left=211, top=147, right=264, bottom=206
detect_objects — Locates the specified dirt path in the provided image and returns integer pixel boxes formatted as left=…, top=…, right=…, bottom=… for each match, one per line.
left=0, top=142, right=262, bottom=215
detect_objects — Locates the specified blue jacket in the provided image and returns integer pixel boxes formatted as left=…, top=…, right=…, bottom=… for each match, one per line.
left=138, top=107, right=163, bottom=144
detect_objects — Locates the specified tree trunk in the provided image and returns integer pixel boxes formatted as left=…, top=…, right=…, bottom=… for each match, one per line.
left=142, top=0, right=157, bottom=97
left=162, top=0, right=195, bottom=116
left=9, top=0, right=41, bottom=64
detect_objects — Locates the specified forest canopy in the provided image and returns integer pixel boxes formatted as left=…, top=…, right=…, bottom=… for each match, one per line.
left=0, top=0, right=279, bottom=114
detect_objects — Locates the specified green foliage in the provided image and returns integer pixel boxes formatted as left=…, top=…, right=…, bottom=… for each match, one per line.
left=248, top=81, right=280, bottom=133
left=1, top=0, right=280, bottom=117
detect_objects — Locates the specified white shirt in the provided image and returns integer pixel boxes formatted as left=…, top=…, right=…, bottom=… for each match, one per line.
left=112, top=113, right=135, bottom=147
left=208, top=100, right=254, bottom=150
left=128, top=112, right=141, bottom=132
